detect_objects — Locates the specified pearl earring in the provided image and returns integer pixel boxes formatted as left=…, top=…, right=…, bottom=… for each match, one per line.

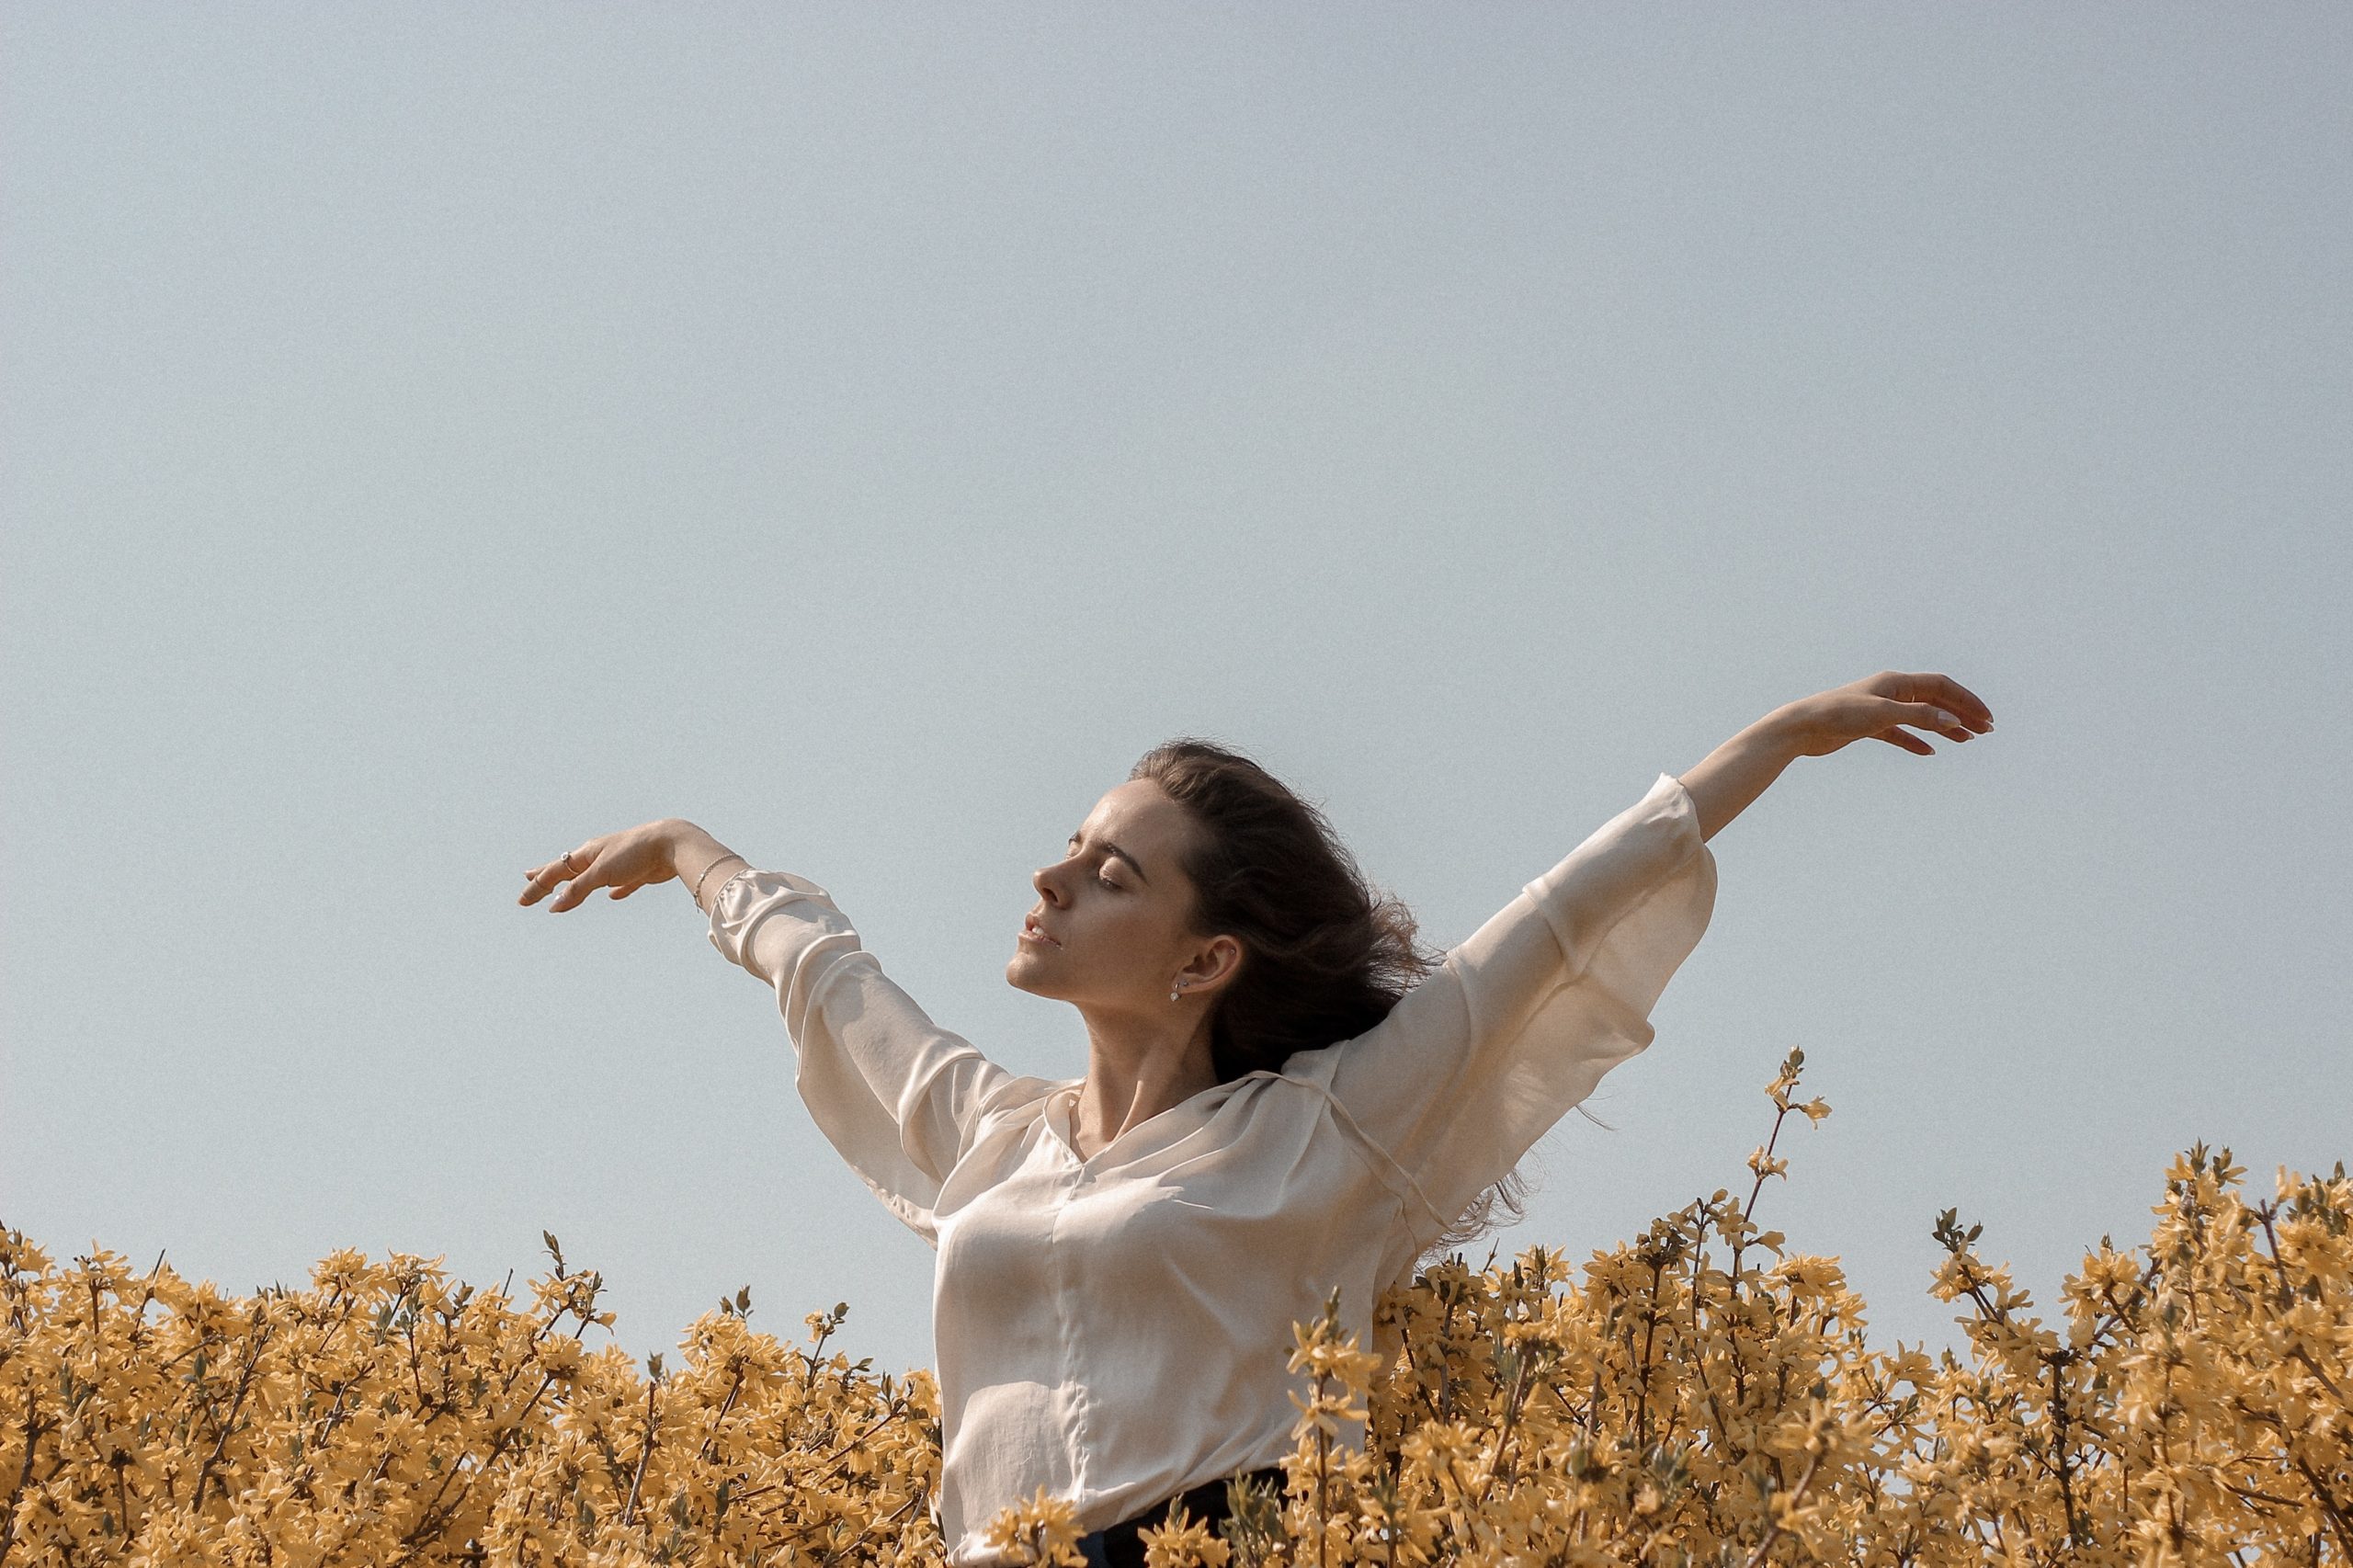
left=1169, top=984, right=1183, bottom=1003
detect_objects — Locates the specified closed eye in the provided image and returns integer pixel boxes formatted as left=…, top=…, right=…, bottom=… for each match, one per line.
left=1069, top=831, right=1150, bottom=888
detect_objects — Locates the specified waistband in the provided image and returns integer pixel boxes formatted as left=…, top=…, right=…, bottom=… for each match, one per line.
left=1077, top=1465, right=1287, bottom=1568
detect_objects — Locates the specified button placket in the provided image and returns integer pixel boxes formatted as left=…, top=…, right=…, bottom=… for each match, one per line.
left=1046, top=1146, right=1097, bottom=1503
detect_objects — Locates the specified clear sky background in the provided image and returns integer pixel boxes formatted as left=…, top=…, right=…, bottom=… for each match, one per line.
left=5, top=6, right=2347, bottom=1381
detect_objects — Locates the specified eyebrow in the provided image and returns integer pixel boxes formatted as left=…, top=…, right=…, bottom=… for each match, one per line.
left=1068, top=831, right=1151, bottom=886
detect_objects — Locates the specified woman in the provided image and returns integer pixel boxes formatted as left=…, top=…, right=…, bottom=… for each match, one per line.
left=520, top=670, right=1993, bottom=1567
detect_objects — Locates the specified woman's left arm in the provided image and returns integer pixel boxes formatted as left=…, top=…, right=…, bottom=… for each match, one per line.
left=1313, top=669, right=1994, bottom=1252
left=1680, top=670, right=1995, bottom=842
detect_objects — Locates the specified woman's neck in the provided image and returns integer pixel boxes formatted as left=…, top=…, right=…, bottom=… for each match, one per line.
left=1069, top=1010, right=1221, bottom=1159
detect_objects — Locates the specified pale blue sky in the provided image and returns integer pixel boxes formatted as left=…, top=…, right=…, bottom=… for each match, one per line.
left=5, top=6, right=2347, bottom=1381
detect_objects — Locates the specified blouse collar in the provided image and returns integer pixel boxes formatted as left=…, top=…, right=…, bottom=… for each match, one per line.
left=1042, top=1072, right=1277, bottom=1169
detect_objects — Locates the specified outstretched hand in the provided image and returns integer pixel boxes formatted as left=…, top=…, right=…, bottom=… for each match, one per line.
left=519, top=819, right=682, bottom=913
left=1778, top=671, right=1995, bottom=757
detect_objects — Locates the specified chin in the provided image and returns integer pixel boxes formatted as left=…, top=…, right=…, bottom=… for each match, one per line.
left=1006, top=958, right=1076, bottom=1003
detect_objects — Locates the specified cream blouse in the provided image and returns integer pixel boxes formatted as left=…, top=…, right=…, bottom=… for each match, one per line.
left=706, top=770, right=1717, bottom=1566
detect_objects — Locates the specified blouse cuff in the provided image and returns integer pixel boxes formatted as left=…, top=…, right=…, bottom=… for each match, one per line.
left=707, top=868, right=841, bottom=978
left=1521, top=771, right=1704, bottom=922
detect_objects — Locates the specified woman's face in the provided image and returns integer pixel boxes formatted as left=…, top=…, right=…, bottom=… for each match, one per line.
left=1006, top=778, right=1239, bottom=1014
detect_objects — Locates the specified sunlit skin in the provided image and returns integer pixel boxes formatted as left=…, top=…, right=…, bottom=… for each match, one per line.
left=519, top=668, right=1996, bottom=1167
left=1005, top=778, right=1246, bottom=1161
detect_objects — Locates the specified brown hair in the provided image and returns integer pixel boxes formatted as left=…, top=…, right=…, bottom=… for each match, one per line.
left=1129, top=736, right=1529, bottom=1256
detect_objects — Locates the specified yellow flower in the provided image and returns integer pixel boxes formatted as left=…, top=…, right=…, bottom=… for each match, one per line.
left=3, top=1046, right=2345, bottom=1565
left=1140, top=1502, right=1233, bottom=1568
left=981, top=1484, right=1087, bottom=1567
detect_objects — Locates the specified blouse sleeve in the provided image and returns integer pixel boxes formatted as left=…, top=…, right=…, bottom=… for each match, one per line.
left=706, top=868, right=1013, bottom=1246
left=1315, top=771, right=1717, bottom=1252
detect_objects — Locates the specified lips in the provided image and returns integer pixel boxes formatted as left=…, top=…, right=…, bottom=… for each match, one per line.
left=1021, top=917, right=1062, bottom=948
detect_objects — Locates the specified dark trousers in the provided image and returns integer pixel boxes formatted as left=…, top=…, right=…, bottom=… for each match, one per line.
left=1075, top=1466, right=1285, bottom=1568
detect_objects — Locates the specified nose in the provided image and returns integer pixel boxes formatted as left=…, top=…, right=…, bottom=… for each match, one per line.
left=1032, top=863, right=1065, bottom=905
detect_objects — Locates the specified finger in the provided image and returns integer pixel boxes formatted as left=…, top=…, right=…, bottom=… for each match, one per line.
left=547, top=859, right=611, bottom=913
left=1924, top=674, right=1995, bottom=729
left=1872, top=728, right=1934, bottom=756
left=518, top=854, right=584, bottom=906
left=1893, top=671, right=1992, bottom=731
left=1897, top=700, right=1972, bottom=742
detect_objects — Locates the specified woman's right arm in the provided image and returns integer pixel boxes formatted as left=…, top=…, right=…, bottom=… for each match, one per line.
left=518, top=818, right=745, bottom=915
left=520, top=819, right=1021, bottom=1245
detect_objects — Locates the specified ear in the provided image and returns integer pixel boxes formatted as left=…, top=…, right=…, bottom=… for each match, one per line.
left=1181, top=934, right=1246, bottom=997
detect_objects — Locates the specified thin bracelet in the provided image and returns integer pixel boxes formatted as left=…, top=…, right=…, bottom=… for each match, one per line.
left=691, top=853, right=748, bottom=905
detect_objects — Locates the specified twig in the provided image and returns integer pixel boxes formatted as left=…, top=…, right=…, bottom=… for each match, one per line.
left=619, top=1375, right=662, bottom=1528
left=0, top=1396, right=49, bottom=1568
left=1739, top=1448, right=1823, bottom=1568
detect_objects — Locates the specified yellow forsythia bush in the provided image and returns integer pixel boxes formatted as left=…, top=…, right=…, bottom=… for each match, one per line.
left=5, top=1051, right=2347, bottom=1566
